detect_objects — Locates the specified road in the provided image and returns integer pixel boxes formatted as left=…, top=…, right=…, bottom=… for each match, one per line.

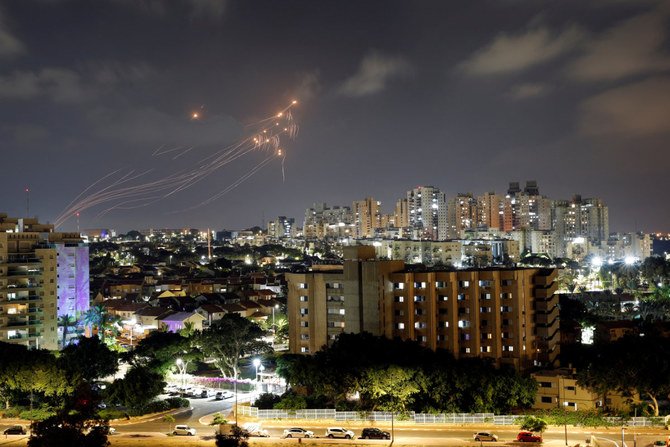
left=2, top=393, right=668, bottom=447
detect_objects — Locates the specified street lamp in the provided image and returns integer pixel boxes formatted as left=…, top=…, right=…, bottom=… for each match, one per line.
left=253, top=358, right=261, bottom=381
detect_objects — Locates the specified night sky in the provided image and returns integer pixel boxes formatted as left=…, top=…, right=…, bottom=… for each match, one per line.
left=1, top=0, right=669, bottom=233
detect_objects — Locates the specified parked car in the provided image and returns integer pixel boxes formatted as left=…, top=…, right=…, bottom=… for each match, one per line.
left=283, top=428, right=314, bottom=438
left=242, top=423, right=270, bottom=437
left=173, top=424, right=197, bottom=436
left=326, top=427, right=355, bottom=439
left=474, top=432, right=499, bottom=442
left=215, top=390, right=234, bottom=400
left=360, top=427, right=391, bottom=440
left=517, top=431, right=542, bottom=442
left=199, top=389, right=211, bottom=398
left=86, top=425, right=116, bottom=435
left=3, top=426, right=26, bottom=435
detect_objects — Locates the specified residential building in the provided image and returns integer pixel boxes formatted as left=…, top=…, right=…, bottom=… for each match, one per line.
left=385, top=266, right=559, bottom=370
left=407, top=186, right=448, bottom=240
left=476, top=192, right=503, bottom=230
left=0, top=214, right=89, bottom=350
left=267, top=216, right=295, bottom=239
left=352, top=197, right=381, bottom=239
left=287, top=247, right=559, bottom=370
left=532, top=368, right=637, bottom=412
left=447, top=193, right=477, bottom=238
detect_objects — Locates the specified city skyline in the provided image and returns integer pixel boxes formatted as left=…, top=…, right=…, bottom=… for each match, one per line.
left=1, top=1, right=669, bottom=232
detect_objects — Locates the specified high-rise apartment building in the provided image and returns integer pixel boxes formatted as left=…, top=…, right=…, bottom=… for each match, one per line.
left=503, top=181, right=552, bottom=232
left=352, top=197, right=381, bottom=239
left=287, top=248, right=559, bottom=370
left=553, top=195, right=609, bottom=255
left=267, top=216, right=295, bottom=239
left=0, top=214, right=89, bottom=350
left=407, top=186, right=448, bottom=241
left=476, top=192, right=503, bottom=230
left=303, top=203, right=354, bottom=240
left=394, top=198, right=409, bottom=229
left=447, top=193, right=477, bottom=238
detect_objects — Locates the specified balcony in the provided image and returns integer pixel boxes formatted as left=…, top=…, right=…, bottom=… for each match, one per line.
left=533, top=270, right=558, bottom=287
left=535, top=306, right=559, bottom=326
left=535, top=283, right=558, bottom=299
left=5, top=295, right=41, bottom=304
left=6, top=255, right=42, bottom=265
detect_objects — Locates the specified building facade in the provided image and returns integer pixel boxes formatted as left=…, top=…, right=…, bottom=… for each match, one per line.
left=407, top=186, right=448, bottom=241
left=0, top=214, right=88, bottom=350
left=287, top=248, right=559, bottom=370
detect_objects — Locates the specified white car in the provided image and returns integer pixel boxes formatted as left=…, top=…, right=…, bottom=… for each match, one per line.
left=242, top=423, right=270, bottom=437
left=173, top=424, right=197, bottom=436
left=215, top=390, right=234, bottom=400
left=283, top=428, right=313, bottom=438
left=326, top=427, right=355, bottom=439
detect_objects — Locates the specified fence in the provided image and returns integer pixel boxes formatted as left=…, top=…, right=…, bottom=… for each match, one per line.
left=238, top=406, right=667, bottom=427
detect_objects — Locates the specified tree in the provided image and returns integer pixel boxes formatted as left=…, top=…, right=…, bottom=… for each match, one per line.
left=82, top=305, right=120, bottom=345
left=28, top=411, right=110, bottom=447
left=106, top=365, right=165, bottom=410
left=520, top=415, right=548, bottom=434
left=359, top=365, right=420, bottom=412
left=59, top=337, right=118, bottom=386
left=59, top=314, right=78, bottom=348
left=215, top=424, right=249, bottom=447
left=128, top=330, right=198, bottom=375
left=197, top=314, right=270, bottom=379
left=162, top=414, right=175, bottom=433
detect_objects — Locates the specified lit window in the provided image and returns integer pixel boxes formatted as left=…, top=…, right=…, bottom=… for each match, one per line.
left=299, top=295, right=308, bottom=302
left=395, top=296, right=404, bottom=303
left=397, top=323, right=405, bottom=330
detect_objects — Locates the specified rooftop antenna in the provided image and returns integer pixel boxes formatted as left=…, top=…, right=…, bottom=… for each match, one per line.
left=25, top=186, right=30, bottom=217
left=76, top=212, right=80, bottom=233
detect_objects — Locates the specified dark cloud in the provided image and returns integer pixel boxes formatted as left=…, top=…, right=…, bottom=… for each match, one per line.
left=568, top=3, right=670, bottom=82
left=580, top=76, right=670, bottom=136
left=459, top=25, right=584, bottom=76
left=0, top=8, right=24, bottom=57
left=338, top=52, right=412, bottom=97
left=507, top=82, right=550, bottom=100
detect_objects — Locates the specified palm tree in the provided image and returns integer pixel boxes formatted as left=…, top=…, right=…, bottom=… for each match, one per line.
left=58, top=314, right=77, bottom=348
left=82, top=305, right=120, bottom=343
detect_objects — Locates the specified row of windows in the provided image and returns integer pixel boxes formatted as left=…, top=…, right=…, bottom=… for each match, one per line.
left=394, top=279, right=516, bottom=290
left=396, top=293, right=513, bottom=303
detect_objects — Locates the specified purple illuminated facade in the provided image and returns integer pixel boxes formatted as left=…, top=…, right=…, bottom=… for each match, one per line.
left=56, top=245, right=90, bottom=317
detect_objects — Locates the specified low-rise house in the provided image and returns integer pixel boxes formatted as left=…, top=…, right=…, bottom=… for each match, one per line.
left=532, top=368, right=638, bottom=412
left=158, top=311, right=206, bottom=333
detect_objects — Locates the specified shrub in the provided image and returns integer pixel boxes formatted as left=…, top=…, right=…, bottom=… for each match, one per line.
left=253, top=393, right=281, bottom=409
left=1, top=407, right=22, bottom=418
left=19, top=409, right=55, bottom=421
left=98, top=409, right=128, bottom=421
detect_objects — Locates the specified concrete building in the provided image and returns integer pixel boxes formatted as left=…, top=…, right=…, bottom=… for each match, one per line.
left=287, top=247, right=559, bottom=370
left=447, top=193, right=477, bottom=238
left=352, top=197, right=381, bottom=239
left=286, top=246, right=402, bottom=354
left=385, top=266, right=559, bottom=370
left=553, top=195, right=609, bottom=256
left=0, top=214, right=88, bottom=350
left=267, top=216, right=295, bottom=239
left=532, top=368, right=636, bottom=412
left=407, top=186, right=448, bottom=241
left=476, top=192, right=503, bottom=230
